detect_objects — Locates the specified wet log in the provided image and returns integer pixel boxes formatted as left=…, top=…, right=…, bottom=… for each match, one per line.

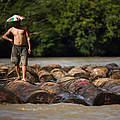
left=39, top=64, right=62, bottom=72
left=84, top=65, right=96, bottom=72
left=62, top=66, right=74, bottom=72
left=58, top=77, right=120, bottom=106
left=98, top=79, right=120, bottom=93
left=39, top=82, right=70, bottom=102
left=0, top=65, right=9, bottom=79
left=90, top=67, right=107, bottom=80
left=105, top=63, right=120, bottom=78
left=7, top=66, right=18, bottom=78
left=50, top=68, right=66, bottom=80
left=58, top=77, right=89, bottom=88
left=38, top=70, right=55, bottom=83
left=92, top=78, right=114, bottom=87
left=58, top=77, right=90, bottom=105
left=106, top=63, right=120, bottom=70
left=6, top=65, right=39, bottom=83
left=57, top=76, right=76, bottom=88
left=110, top=71, right=120, bottom=79
left=0, top=88, right=20, bottom=104
left=26, top=66, right=39, bottom=84
left=68, top=66, right=89, bottom=79
left=25, top=71, right=39, bottom=84
left=31, top=64, right=41, bottom=74
left=39, top=82, right=61, bottom=95
left=4, top=81, right=57, bottom=104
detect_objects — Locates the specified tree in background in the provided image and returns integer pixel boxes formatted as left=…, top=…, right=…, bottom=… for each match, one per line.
left=0, top=0, right=120, bottom=57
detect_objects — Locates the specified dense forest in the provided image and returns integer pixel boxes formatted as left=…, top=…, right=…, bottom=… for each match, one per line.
left=0, top=0, right=120, bottom=57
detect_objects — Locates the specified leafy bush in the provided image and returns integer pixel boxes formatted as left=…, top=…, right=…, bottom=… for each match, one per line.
left=0, top=0, right=120, bottom=57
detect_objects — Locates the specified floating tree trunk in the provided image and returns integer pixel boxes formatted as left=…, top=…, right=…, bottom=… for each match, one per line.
left=62, top=66, right=74, bottom=73
left=0, top=65, right=9, bottom=79
left=39, top=64, right=62, bottom=72
left=110, top=71, right=120, bottom=79
left=58, top=77, right=120, bottom=106
left=50, top=68, right=66, bottom=80
left=68, top=66, right=89, bottom=79
left=0, top=88, right=20, bottom=104
left=98, top=79, right=120, bottom=93
left=90, top=67, right=107, bottom=80
left=30, top=64, right=41, bottom=74
left=39, top=82, right=61, bottom=95
left=92, top=78, right=114, bottom=87
left=6, top=65, right=39, bottom=84
left=39, top=82, right=70, bottom=103
left=38, top=70, right=55, bottom=83
left=7, top=66, right=18, bottom=78
left=4, top=81, right=57, bottom=104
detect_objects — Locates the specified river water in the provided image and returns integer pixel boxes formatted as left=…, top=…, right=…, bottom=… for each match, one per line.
left=0, top=57, right=120, bottom=120
left=0, top=57, right=120, bottom=66
left=0, top=103, right=120, bottom=120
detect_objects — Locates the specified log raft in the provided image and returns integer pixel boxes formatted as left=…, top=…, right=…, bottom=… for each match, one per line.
left=0, top=63, right=120, bottom=106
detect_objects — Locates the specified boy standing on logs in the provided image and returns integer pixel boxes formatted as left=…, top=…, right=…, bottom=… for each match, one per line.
left=2, top=15, right=31, bottom=81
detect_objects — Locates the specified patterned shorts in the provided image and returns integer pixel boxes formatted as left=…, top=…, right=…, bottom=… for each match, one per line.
left=11, top=45, right=28, bottom=66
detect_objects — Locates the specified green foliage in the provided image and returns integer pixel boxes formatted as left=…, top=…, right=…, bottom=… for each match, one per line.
left=0, top=0, right=120, bottom=57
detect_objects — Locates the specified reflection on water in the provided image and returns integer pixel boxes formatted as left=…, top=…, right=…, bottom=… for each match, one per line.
left=0, top=57, right=120, bottom=66
left=0, top=103, right=120, bottom=120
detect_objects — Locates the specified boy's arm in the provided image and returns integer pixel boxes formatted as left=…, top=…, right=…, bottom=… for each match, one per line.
left=2, top=28, right=13, bottom=44
left=25, top=27, right=31, bottom=54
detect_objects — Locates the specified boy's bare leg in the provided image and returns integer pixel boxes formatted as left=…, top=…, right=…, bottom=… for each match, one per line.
left=22, top=65, right=27, bottom=81
left=15, top=65, right=21, bottom=80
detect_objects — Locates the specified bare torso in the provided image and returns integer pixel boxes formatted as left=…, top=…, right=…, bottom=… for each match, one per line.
left=2, top=23, right=31, bottom=54
left=11, top=26, right=27, bottom=46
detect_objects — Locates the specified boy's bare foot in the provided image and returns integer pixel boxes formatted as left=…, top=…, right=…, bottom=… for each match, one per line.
left=14, top=77, right=21, bottom=81
left=21, top=79, right=26, bottom=82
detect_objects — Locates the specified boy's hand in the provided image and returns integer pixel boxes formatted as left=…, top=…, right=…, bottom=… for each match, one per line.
left=11, top=40, right=14, bottom=44
left=28, top=49, right=31, bottom=54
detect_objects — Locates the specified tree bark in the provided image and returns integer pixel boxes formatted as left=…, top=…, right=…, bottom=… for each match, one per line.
left=4, top=81, right=57, bottom=104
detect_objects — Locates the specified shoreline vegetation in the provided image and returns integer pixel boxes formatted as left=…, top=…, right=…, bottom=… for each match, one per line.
left=1, top=63, right=120, bottom=106
left=0, top=0, right=120, bottom=57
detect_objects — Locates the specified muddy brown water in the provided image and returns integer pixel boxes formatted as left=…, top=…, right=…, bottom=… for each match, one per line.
left=0, top=103, right=120, bottom=120
left=0, top=57, right=120, bottom=120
